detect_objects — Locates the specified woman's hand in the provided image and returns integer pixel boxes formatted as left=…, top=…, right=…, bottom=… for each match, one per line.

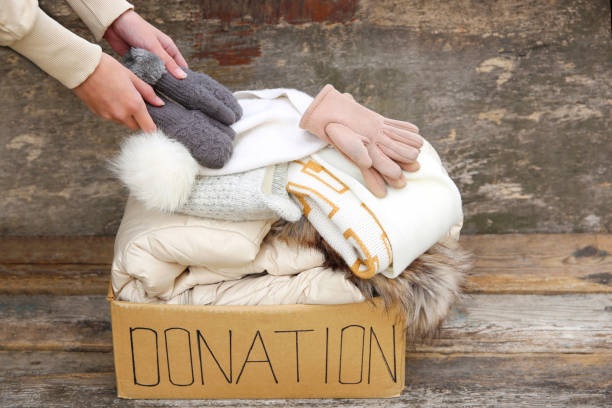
left=73, top=53, right=164, bottom=132
left=104, top=10, right=188, bottom=79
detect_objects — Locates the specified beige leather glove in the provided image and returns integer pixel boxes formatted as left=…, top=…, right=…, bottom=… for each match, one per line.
left=300, top=84, right=423, bottom=197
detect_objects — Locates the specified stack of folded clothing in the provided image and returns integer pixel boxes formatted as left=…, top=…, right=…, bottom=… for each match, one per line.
left=110, top=86, right=471, bottom=339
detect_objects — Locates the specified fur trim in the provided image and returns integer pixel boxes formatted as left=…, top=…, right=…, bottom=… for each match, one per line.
left=348, top=239, right=471, bottom=341
left=270, top=218, right=472, bottom=341
left=123, top=48, right=166, bottom=85
left=109, top=131, right=198, bottom=212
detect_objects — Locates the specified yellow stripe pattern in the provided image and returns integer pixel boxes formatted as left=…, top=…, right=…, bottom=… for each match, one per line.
left=287, top=159, right=392, bottom=279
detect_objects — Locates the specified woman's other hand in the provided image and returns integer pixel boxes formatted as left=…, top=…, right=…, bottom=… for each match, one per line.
left=104, top=10, right=188, bottom=80
left=73, top=53, right=164, bottom=132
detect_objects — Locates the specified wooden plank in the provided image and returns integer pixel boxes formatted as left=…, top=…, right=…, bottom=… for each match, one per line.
left=1, top=234, right=611, bottom=295
left=0, top=351, right=114, bottom=378
left=0, top=351, right=609, bottom=406
left=415, top=294, right=612, bottom=354
left=0, top=237, right=113, bottom=264
left=0, top=264, right=110, bottom=295
left=1, top=294, right=609, bottom=353
left=0, top=295, right=112, bottom=352
left=461, top=234, right=612, bottom=294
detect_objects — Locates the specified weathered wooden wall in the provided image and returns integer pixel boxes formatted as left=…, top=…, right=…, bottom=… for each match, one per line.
left=0, top=0, right=610, bottom=236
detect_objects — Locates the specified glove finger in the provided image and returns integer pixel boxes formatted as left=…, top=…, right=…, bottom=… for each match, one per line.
left=360, top=167, right=387, bottom=198
left=174, top=110, right=234, bottom=169
left=197, top=110, right=236, bottom=141
left=383, top=118, right=419, bottom=134
left=368, top=143, right=403, bottom=179
left=156, top=69, right=242, bottom=125
left=146, top=101, right=234, bottom=169
left=206, top=76, right=243, bottom=121
left=381, top=126, right=424, bottom=148
left=399, top=161, right=421, bottom=172
left=325, top=123, right=372, bottom=168
left=146, top=97, right=183, bottom=127
left=378, top=139, right=420, bottom=163
left=382, top=172, right=407, bottom=189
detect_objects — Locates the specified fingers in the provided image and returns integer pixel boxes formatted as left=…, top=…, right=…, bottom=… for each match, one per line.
left=130, top=73, right=161, bottom=132
left=131, top=74, right=164, bottom=106
left=103, top=26, right=130, bottom=56
left=399, top=161, right=420, bottom=172
left=123, top=116, right=140, bottom=131
left=382, top=126, right=424, bottom=148
left=377, top=140, right=420, bottom=163
left=132, top=102, right=156, bottom=133
left=383, top=118, right=419, bottom=134
left=325, top=123, right=372, bottom=168
left=382, top=173, right=407, bottom=189
left=152, top=44, right=186, bottom=79
left=157, top=30, right=189, bottom=69
left=368, top=143, right=403, bottom=179
left=361, top=167, right=387, bottom=198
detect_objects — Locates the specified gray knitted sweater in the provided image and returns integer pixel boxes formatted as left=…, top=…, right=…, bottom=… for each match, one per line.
left=179, top=163, right=301, bottom=222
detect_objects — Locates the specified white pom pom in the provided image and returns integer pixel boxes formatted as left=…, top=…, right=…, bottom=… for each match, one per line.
left=109, top=131, right=198, bottom=212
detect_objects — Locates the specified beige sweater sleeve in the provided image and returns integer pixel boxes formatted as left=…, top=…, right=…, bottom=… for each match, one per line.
left=65, top=0, right=133, bottom=41
left=0, top=0, right=132, bottom=89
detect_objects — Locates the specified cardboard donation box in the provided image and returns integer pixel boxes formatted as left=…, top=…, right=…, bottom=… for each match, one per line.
left=108, top=290, right=406, bottom=399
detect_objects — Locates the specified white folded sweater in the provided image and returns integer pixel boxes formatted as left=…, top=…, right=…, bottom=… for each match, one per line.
left=288, top=142, right=463, bottom=278
left=201, top=88, right=328, bottom=176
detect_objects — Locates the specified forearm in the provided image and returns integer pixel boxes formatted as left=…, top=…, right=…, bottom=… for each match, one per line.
left=8, top=7, right=102, bottom=88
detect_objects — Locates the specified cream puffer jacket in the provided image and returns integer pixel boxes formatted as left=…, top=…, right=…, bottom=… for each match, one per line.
left=111, top=197, right=365, bottom=305
left=1, top=0, right=132, bottom=88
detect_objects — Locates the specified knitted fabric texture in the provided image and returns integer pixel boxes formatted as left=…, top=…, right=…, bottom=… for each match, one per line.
left=310, top=143, right=464, bottom=278
left=286, top=159, right=392, bottom=279
left=179, top=163, right=301, bottom=222
left=147, top=97, right=234, bottom=169
left=156, top=69, right=242, bottom=126
left=123, top=47, right=242, bottom=125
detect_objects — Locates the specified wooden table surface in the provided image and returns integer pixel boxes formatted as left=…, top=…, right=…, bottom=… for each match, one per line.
left=1, top=234, right=610, bottom=407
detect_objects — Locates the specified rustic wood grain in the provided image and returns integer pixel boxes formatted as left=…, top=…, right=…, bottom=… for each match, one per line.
left=0, top=295, right=111, bottom=352
left=0, top=237, right=113, bottom=264
left=2, top=234, right=610, bottom=295
left=0, top=0, right=610, bottom=236
left=461, top=234, right=612, bottom=294
left=0, top=264, right=110, bottom=295
left=416, top=294, right=612, bottom=354
left=2, top=294, right=609, bottom=354
left=1, top=351, right=609, bottom=406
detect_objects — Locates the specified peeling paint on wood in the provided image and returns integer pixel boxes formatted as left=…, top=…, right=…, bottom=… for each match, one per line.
left=196, top=0, right=359, bottom=25
left=192, top=26, right=261, bottom=65
left=0, top=0, right=610, bottom=236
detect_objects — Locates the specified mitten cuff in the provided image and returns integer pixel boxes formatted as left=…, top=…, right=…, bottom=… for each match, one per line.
left=123, top=47, right=166, bottom=85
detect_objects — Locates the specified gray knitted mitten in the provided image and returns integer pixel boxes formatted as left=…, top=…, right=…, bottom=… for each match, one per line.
left=147, top=97, right=233, bottom=169
left=179, top=163, right=302, bottom=222
left=124, top=48, right=242, bottom=125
